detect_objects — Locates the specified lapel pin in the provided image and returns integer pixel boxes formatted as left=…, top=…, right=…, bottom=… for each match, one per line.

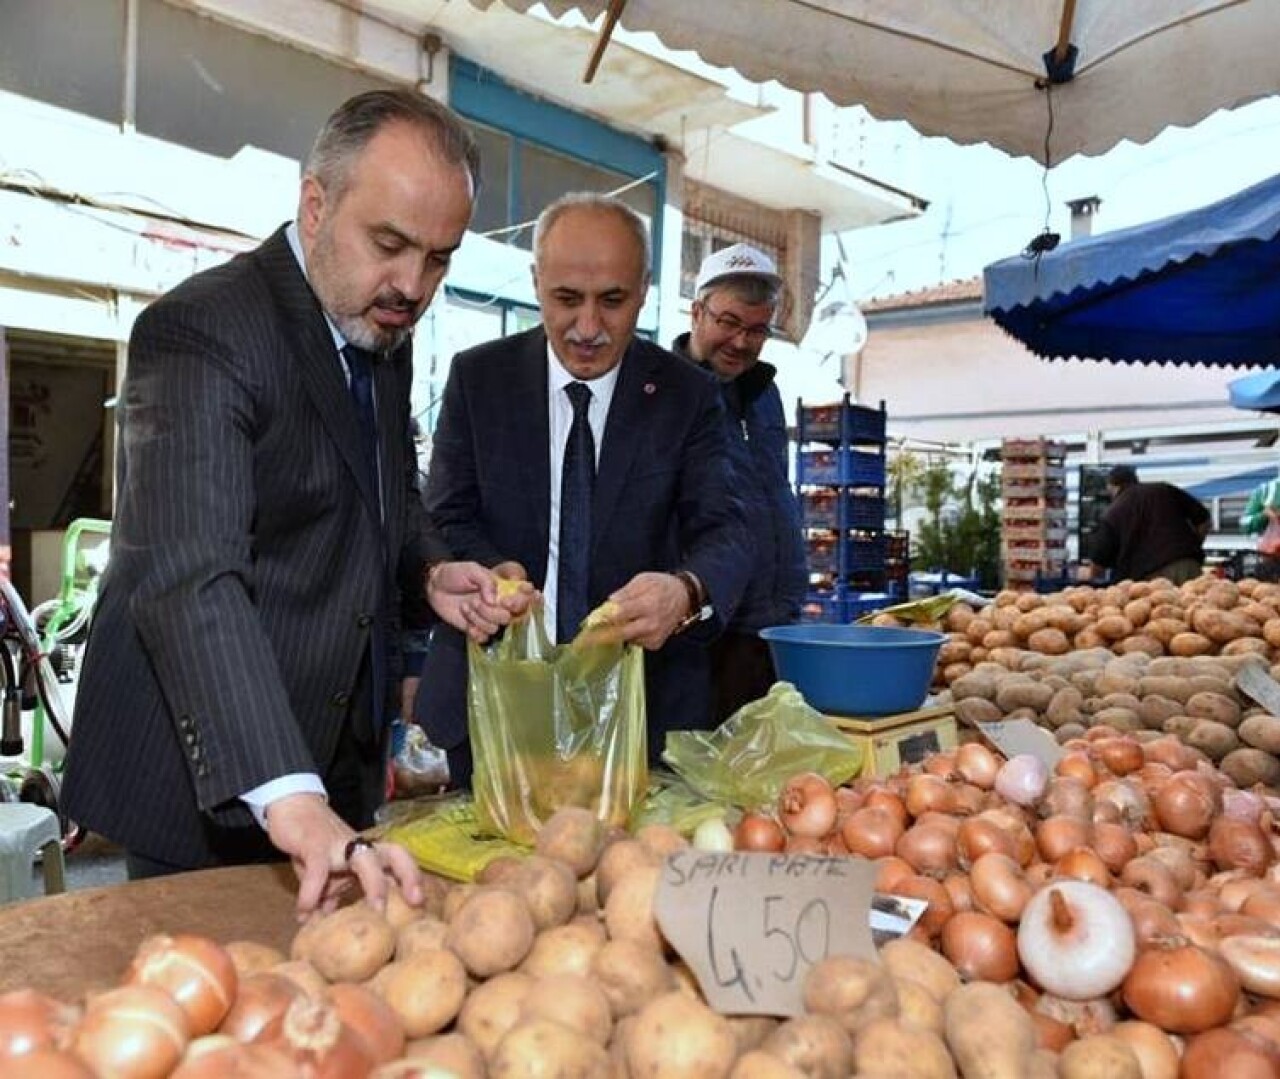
left=643, top=382, right=656, bottom=395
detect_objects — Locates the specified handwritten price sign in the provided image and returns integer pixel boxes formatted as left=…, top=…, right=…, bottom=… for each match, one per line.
left=652, top=851, right=877, bottom=1017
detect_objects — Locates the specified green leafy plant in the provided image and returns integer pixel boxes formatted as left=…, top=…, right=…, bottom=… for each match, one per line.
left=910, top=462, right=1002, bottom=590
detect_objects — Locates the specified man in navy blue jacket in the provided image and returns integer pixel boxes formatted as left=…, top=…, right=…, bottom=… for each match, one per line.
left=672, top=244, right=808, bottom=722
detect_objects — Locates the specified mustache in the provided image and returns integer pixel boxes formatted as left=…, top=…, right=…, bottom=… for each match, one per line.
left=373, top=291, right=417, bottom=311
left=565, top=329, right=612, bottom=347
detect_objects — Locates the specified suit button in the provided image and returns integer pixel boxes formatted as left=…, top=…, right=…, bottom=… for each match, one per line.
left=196, top=763, right=210, bottom=778
left=356, top=614, right=373, bottom=628
left=330, top=691, right=351, bottom=709
left=184, top=731, right=197, bottom=745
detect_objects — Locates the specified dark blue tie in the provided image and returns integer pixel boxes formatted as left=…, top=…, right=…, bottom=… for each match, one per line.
left=558, top=381, right=595, bottom=642
left=343, top=344, right=386, bottom=728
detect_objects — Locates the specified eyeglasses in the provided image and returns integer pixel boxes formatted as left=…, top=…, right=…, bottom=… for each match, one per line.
left=702, top=305, right=773, bottom=343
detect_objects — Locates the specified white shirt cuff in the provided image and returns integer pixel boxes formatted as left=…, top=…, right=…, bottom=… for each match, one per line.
left=240, top=773, right=327, bottom=830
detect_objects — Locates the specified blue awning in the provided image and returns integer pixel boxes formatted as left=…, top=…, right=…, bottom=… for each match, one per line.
left=1184, top=466, right=1277, bottom=501
left=983, top=173, right=1280, bottom=367
left=1228, top=368, right=1280, bottom=412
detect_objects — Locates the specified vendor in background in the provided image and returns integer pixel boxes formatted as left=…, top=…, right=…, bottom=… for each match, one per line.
left=1085, top=464, right=1210, bottom=584
left=1240, top=471, right=1280, bottom=579
left=416, top=193, right=751, bottom=785
left=670, top=244, right=807, bottom=722
left=63, top=90, right=532, bottom=918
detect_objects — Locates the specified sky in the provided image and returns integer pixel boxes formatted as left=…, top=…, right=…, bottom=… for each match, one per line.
left=836, top=95, right=1280, bottom=303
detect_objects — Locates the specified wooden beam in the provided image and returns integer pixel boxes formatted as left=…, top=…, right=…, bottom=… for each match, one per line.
left=583, top=0, right=627, bottom=84
left=1053, top=0, right=1078, bottom=65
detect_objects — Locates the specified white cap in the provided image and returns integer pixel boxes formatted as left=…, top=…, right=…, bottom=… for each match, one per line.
left=694, top=243, right=781, bottom=296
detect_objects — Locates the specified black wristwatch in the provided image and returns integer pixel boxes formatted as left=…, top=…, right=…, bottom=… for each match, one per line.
left=674, top=570, right=713, bottom=633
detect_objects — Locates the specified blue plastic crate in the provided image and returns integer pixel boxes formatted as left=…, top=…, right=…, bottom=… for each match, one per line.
left=847, top=494, right=886, bottom=530
left=800, top=590, right=846, bottom=623
left=797, top=448, right=886, bottom=487
left=798, top=399, right=887, bottom=444
left=800, top=491, right=842, bottom=529
left=843, top=534, right=888, bottom=574
left=845, top=591, right=891, bottom=619
left=806, top=536, right=839, bottom=575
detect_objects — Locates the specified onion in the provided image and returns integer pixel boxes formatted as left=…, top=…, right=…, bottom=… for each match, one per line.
left=994, top=754, right=1050, bottom=806
left=1110, top=1021, right=1180, bottom=1079
left=327, top=984, right=404, bottom=1065
left=71, top=985, right=191, bottom=1079
left=969, top=852, right=1031, bottom=923
left=1154, top=772, right=1221, bottom=840
left=1115, top=891, right=1181, bottom=949
left=1096, top=737, right=1145, bottom=777
left=1180, top=1026, right=1280, bottom=1079
left=1209, top=816, right=1274, bottom=876
left=940, top=911, right=1019, bottom=982
left=956, top=818, right=1016, bottom=868
left=1223, top=789, right=1266, bottom=823
left=259, top=996, right=371, bottom=1079
left=905, top=774, right=955, bottom=818
left=778, top=773, right=838, bottom=838
left=1219, top=935, right=1280, bottom=998
left=895, top=823, right=958, bottom=877
left=1035, top=815, right=1092, bottom=863
left=893, top=874, right=953, bottom=939
left=1054, top=848, right=1111, bottom=889
left=1034, top=993, right=1117, bottom=1038
left=692, top=817, right=735, bottom=853
left=170, top=1042, right=297, bottom=1078
left=841, top=806, right=903, bottom=859
left=1039, top=776, right=1094, bottom=821
left=734, top=813, right=786, bottom=852
left=873, top=856, right=914, bottom=894
left=955, top=743, right=1001, bottom=789
left=218, top=973, right=299, bottom=1043
left=0, top=1050, right=96, bottom=1078
left=1092, top=820, right=1138, bottom=874
left=1093, top=779, right=1152, bottom=829
left=1120, top=856, right=1183, bottom=910
left=1017, top=882, right=1135, bottom=1000
left=1055, top=751, right=1098, bottom=789
left=125, top=934, right=239, bottom=1037
left=0, top=989, right=79, bottom=1057
left=1122, top=939, right=1241, bottom=1034
left=863, top=788, right=908, bottom=830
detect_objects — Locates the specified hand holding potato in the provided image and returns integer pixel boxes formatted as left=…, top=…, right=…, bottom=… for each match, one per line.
left=605, top=571, right=690, bottom=650
left=427, top=560, right=537, bottom=643
left=264, top=791, right=425, bottom=920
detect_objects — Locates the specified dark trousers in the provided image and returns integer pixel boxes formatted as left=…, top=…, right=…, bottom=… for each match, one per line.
left=709, top=630, right=778, bottom=725
left=126, top=713, right=386, bottom=880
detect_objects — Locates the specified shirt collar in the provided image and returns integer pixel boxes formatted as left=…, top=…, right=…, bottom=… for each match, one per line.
left=286, top=222, right=346, bottom=353
left=545, top=337, right=623, bottom=403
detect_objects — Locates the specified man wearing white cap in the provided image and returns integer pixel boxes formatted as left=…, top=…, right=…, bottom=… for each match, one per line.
left=672, top=244, right=807, bottom=721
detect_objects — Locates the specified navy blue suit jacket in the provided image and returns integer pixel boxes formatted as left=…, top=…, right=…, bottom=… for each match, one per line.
left=415, top=327, right=751, bottom=760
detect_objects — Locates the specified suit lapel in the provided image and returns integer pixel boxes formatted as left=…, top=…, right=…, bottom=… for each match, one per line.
left=255, top=230, right=382, bottom=525
left=592, top=341, right=652, bottom=552
left=514, top=331, right=553, bottom=559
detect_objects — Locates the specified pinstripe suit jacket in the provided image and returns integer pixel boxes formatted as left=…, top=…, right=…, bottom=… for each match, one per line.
left=415, top=327, right=751, bottom=759
left=62, top=226, right=449, bottom=866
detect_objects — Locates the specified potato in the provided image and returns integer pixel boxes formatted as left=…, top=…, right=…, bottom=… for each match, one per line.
left=944, top=603, right=978, bottom=632
left=446, top=887, right=536, bottom=978
left=403, top=1033, right=486, bottom=1079
left=727, top=1016, right=779, bottom=1055
left=536, top=806, right=606, bottom=878
left=270, top=959, right=328, bottom=999
left=596, top=839, right=660, bottom=908
left=521, top=974, right=613, bottom=1046
left=521, top=920, right=608, bottom=979
left=729, top=1050, right=806, bottom=1078
left=1163, top=714, right=1198, bottom=739
left=1169, top=632, right=1213, bottom=657
left=1264, top=618, right=1280, bottom=649
left=1115, top=636, right=1163, bottom=658
left=964, top=617, right=994, bottom=646
left=879, top=939, right=960, bottom=1004
left=1091, top=706, right=1141, bottom=732
left=626, top=992, right=737, bottom=1078
left=944, top=982, right=1034, bottom=1079
left=590, top=939, right=674, bottom=1019
left=293, top=903, right=396, bottom=984
left=1058, top=1033, right=1142, bottom=1079
left=491, top=1018, right=610, bottom=1079
left=1026, top=628, right=1070, bottom=655
left=953, top=697, right=1003, bottom=726
left=1094, top=615, right=1134, bottom=641
left=1136, top=694, right=1182, bottom=731
left=224, top=940, right=286, bottom=978
left=634, top=823, right=689, bottom=859
left=760, top=1015, right=854, bottom=1079
left=938, top=637, right=973, bottom=666
left=395, top=916, right=449, bottom=960
left=852, top=1018, right=956, bottom=1079
left=1221, top=748, right=1280, bottom=788
left=1185, top=719, right=1239, bottom=760
left=456, top=971, right=534, bottom=1060
left=376, top=949, right=468, bottom=1038
left=1185, top=691, right=1242, bottom=728
left=892, top=978, right=945, bottom=1037
left=603, top=865, right=665, bottom=953
left=994, top=681, right=1054, bottom=715
left=802, top=956, right=898, bottom=1036
left=1223, top=637, right=1270, bottom=657
left=1239, top=714, right=1280, bottom=754
left=511, top=855, right=580, bottom=932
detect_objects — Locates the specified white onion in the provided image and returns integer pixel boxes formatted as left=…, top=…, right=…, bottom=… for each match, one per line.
left=994, top=754, right=1050, bottom=806
left=1017, top=880, right=1135, bottom=1000
left=693, top=817, right=735, bottom=852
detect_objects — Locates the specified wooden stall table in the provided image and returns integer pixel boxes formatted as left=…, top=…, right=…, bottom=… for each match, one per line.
left=0, top=863, right=299, bottom=1000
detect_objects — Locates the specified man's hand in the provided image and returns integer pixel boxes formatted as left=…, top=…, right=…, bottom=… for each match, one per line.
left=427, top=561, right=536, bottom=642
left=607, top=571, right=690, bottom=650
left=265, top=792, right=424, bottom=920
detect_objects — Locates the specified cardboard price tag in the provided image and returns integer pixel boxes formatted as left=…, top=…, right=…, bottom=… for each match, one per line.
left=977, top=717, right=1064, bottom=765
left=652, top=851, right=877, bottom=1017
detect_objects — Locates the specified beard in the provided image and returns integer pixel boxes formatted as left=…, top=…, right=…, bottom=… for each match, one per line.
left=307, top=222, right=414, bottom=354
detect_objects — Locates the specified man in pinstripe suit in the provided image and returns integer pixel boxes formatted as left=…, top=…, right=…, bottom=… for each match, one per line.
left=62, top=91, right=529, bottom=915
left=416, top=194, right=751, bottom=785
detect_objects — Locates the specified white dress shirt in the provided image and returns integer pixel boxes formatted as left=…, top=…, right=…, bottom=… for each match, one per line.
left=544, top=341, right=619, bottom=641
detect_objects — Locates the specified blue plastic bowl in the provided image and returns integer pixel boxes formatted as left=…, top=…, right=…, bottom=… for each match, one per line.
left=759, top=624, right=946, bottom=716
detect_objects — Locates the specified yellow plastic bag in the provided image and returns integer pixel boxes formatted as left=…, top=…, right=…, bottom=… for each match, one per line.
left=378, top=794, right=528, bottom=882
left=468, top=603, right=648, bottom=845
left=662, top=682, right=863, bottom=812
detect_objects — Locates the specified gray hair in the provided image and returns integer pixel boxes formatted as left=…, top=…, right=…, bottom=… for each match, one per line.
left=533, top=193, right=652, bottom=273
left=696, top=273, right=780, bottom=309
left=305, top=89, right=480, bottom=203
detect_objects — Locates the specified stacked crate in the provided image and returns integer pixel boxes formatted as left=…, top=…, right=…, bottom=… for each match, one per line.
left=796, top=395, right=890, bottom=622
left=1001, top=438, right=1068, bottom=588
